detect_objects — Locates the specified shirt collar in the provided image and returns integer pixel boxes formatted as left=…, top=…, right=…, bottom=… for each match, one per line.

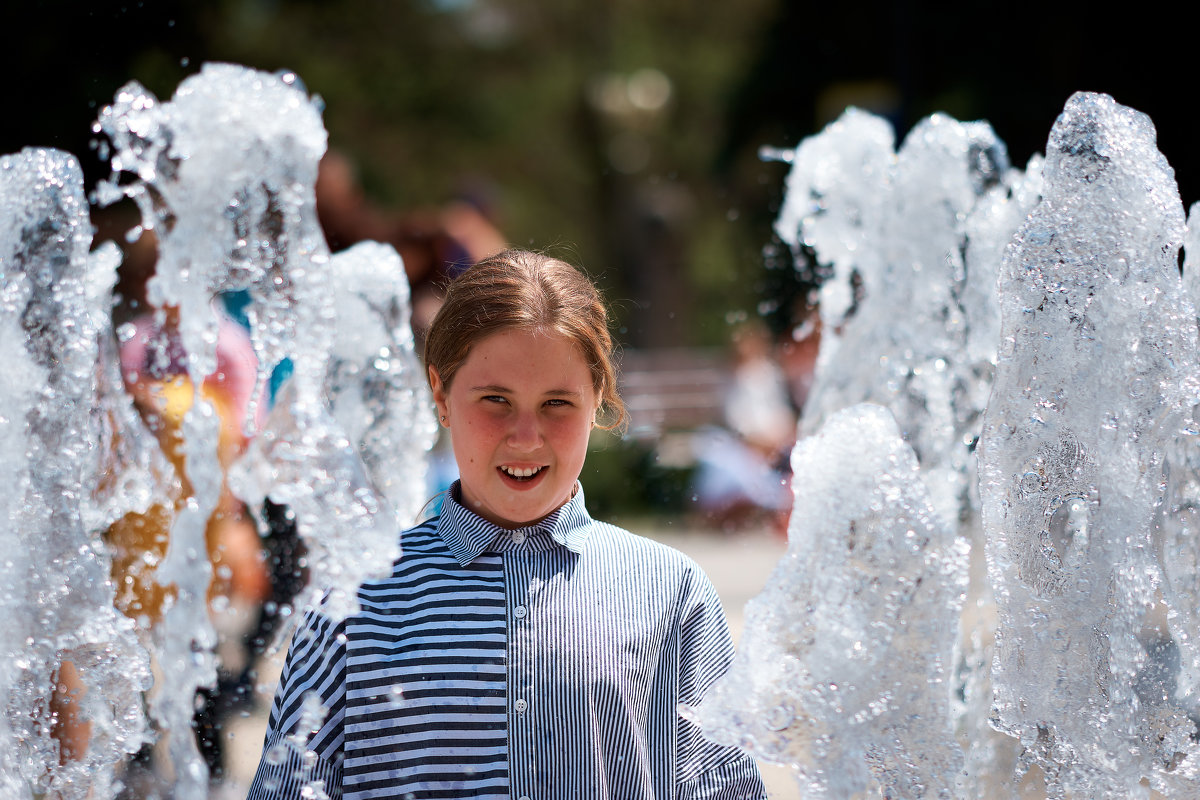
left=436, top=481, right=594, bottom=566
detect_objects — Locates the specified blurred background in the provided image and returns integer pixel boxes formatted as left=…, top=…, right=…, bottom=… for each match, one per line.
left=3, top=4, right=1195, bottom=795
left=2, top=0, right=1194, bottom=524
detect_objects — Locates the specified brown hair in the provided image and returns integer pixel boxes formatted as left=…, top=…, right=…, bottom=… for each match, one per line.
left=423, top=249, right=626, bottom=430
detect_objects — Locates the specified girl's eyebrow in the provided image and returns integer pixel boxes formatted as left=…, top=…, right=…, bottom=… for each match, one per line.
left=471, top=384, right=585, bottom=398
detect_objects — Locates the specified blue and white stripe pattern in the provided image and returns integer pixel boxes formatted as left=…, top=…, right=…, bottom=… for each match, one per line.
left=248, top=484, right=766, bottom=799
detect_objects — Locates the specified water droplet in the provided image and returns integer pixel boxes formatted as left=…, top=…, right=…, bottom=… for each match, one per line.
left=1045, top=493, right=1093, bottom=565
left=1185, top=402, right=1200, bottom=435
left=764, top=704, right=793, bottom=731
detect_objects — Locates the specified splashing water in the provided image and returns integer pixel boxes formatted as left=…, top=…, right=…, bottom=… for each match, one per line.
left=0, top=62, right=435, bottom=797
left=773, top=108, right=893, bottom=331
left=698, top=92, right=1200, bottom=798
left=980, top=92, right=1200, bottom=798
left=687, top=403, right=968, bottom=797
left=793, top=109, right=1019, bottom=525
left=95, top=64, right=327, bottom=798
left=91, top=63, right=431, bottom=795
left=321, top=240, right=438, bottom=524
left=1, top=148, right=155, bottom=798
left=1161, top=201, right=1200, bottom=720
left=770, top=105, right=1044, bottom=793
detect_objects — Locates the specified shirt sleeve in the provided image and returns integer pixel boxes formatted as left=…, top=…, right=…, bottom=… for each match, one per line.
left=675, top=570, right=768, bottom=800
left=247, top=607, right=347, bottom=800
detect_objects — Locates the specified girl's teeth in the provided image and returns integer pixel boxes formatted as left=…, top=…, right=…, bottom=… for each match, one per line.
left=503, top=466, right=540, bottom=478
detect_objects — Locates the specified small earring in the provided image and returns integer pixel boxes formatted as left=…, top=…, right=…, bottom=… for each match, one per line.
left=440, top=415, right=447, bottom=425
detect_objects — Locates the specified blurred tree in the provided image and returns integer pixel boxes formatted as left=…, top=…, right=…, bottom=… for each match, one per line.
left=189, top=0, right=777, bottom=346
left=16, top=2, right=1186, bottom=352
left=1, top=0, right=785, bottom=348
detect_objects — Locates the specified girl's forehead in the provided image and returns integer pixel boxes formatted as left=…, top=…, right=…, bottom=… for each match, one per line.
left=458, top=327, right=595, bottom=390
left=471, top=325, right=579, bottom=354
left=467, top=326, right=569, bottom=357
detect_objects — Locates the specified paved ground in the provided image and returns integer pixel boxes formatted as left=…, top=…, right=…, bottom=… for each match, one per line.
left=216, top=521, right=799, bottom=798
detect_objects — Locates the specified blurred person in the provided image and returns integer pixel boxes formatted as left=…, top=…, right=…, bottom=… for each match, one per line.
left=777, top=305, right=822, bottom=415
left=692, top=320, right=795, bottom=532
left=106, top=306, right=272, bottom=784
left=315, top=150, right=508, bottom=340
left=724, top=320, right=797, bottom=457
left=111, top=307, right=269, bottom=621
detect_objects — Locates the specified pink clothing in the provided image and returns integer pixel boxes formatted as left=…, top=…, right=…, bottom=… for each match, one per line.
left=119, top=313, right=263, bottom=428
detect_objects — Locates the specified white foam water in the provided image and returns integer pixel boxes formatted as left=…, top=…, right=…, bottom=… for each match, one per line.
left=92, top=63, right=427, bottom=796
left=687, top=403, right=968, bottom=797
left=980, top=92, right=1200, bottom=798
left=701, top=92, right=1200, bottom=798
left=1, top=148, right=154, bottom=798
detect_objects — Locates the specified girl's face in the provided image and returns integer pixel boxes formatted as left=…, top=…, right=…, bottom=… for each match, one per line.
left=429, top=327, right=599, bottom=529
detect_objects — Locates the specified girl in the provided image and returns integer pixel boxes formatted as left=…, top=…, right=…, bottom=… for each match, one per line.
left=248, top=250, right=766, bottom=799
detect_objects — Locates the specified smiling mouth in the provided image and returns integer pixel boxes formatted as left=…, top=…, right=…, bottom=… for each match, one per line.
left=500, top=465, right=546, bottom=481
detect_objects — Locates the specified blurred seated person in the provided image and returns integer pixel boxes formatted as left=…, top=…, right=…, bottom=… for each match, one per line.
left=724, top=320, right=798, bottom=460
left=777, top=305, right=822, bottom=416
left=692, top=321, right=796, bottom=532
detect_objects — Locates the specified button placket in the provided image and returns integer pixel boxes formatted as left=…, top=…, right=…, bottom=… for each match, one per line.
left=508, top=557, right=536, bottom=798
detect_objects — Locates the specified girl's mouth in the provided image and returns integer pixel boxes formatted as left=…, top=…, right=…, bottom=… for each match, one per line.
left=500, top=465, right=546, bottom=482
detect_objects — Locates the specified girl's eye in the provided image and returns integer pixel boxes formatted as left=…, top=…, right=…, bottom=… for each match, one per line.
left=482, top=395, right=508, bottom=404
left=545, top=398, right=572, bottom=408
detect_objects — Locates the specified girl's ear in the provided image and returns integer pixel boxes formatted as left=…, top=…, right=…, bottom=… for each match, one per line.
left=428, top=365, right=450, bottom=425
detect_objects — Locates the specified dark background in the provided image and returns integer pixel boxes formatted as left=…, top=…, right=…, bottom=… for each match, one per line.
left=3, top=1, right=1194, bottom=346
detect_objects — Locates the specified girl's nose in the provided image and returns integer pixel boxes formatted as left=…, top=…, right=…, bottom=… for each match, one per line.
left=507, top=410, right=543, bottom=450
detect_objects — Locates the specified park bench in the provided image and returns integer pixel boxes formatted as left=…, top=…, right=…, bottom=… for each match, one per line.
left=617, top=347, right=731, bottom=453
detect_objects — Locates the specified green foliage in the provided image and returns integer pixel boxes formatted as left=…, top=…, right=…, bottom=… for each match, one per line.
left=582, top=431, right=696, bottom=522
left=196, top=0, right=778, bottom=346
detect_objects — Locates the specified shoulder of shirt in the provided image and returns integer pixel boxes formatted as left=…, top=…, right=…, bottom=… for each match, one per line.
left=584, top=519, right=724, bottom=612
left=354, top=515, right=446, bottom=589
left=585, top=518, right=708, bottom=576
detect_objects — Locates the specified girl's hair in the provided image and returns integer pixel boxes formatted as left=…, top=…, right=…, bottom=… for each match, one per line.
left=423, top=249, right=626, bottom=430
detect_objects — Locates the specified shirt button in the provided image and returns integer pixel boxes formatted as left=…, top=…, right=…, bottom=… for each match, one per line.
left=514, top=605, right=528, bottom=619
left=514, top=698, right=528, bottom=713
left=512, top=530, right=527, bottom=545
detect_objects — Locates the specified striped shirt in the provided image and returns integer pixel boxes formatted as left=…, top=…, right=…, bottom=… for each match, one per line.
left=248, top=483, right=766, bottom=799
